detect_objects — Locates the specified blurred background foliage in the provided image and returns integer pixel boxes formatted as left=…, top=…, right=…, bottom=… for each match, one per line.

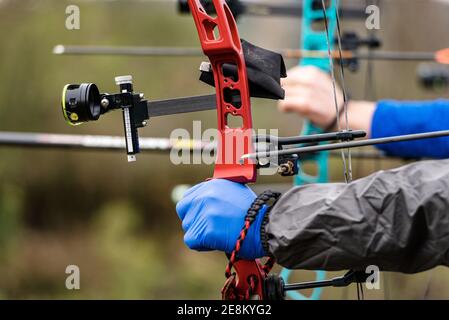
left=0, top=0, right=448, bottom=299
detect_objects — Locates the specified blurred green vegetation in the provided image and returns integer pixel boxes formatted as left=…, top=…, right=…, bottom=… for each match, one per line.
left=0, top=0, right=448, bottom=299
left=0, top=0, right=229, bottom=299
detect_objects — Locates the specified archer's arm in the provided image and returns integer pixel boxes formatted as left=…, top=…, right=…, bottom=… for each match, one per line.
left=280, top=66, right=449, bottom=159
left=372, top=99, right=449, bottom=158
left=265, top=159, right=449, bottom=274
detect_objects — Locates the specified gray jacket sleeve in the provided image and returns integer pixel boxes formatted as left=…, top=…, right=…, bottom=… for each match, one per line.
left=264, top=159, right=449, bottom=274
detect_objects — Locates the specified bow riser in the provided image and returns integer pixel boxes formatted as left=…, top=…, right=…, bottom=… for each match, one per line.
left=188, top=0, right=256, bottom=183
left=188, top=0, right=263, bottom=299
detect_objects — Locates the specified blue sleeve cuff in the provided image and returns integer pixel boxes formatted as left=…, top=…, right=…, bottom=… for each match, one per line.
left=240, top=205, right=268, bottom=259
left=371, top=99, right=449, bottom=159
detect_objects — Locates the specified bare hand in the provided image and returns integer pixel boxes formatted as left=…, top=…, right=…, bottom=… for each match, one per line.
left=278, top=66, right=343, bottom=129
left=278, top=66, right=376, bottom=136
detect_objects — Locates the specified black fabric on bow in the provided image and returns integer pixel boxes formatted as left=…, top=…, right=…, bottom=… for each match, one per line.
left=199, top=39, right=287, bottom=100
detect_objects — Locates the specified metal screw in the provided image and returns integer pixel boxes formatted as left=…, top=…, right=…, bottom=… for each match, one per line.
left=101, top=98, right=109, bottom=108
left=258, top=158, right=270, bottom=166
left=142, top=121, right=148, bottom=127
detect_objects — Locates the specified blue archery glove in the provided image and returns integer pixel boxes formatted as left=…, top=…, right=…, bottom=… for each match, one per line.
left=176, top=179, right=267, bottom=260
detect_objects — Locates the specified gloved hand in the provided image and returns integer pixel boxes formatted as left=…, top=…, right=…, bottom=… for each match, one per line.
left=176, top=179, right=267, bottom=260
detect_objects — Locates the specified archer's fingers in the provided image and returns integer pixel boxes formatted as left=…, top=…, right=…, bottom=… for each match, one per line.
left=282, top=66, right=329, bottom=87
left=278, top=96, right=311, bottom=115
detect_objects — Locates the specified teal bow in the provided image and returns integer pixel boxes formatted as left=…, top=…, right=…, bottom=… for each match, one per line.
left=281, top=0, right=339, bottom=301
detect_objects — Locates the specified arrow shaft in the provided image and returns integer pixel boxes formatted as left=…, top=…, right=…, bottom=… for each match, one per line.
left=54, top=45, right=440, bottom=63
left=281, top=50, right=437, bottom=62
left=240, top=1, right=366, bottom=19
left=0, top=131, right=405, bottom=161
left=244, top=130, right=449, bottom=160
left=0, top=131, right=211, bottom=152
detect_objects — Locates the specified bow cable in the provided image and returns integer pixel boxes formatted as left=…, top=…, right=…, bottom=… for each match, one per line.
left=334, top=0, right=353, bottom=183
left=320, top=0, right=352, bottom=183
left=322, top=0, right=359, bottom=297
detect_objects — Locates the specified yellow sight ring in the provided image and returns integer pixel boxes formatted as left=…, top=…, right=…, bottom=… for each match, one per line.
left=61, top=84, right=82, bottom=126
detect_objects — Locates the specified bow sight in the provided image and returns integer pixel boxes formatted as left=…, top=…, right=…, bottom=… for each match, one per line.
left=62, top=83, right=102, bottom=124
left=62, top=75, right=217, bottom=162
left=63, top=76, right=149, bottom=162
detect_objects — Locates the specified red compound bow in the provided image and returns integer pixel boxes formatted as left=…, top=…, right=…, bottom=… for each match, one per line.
left=188, top=0, right=269, bottom=300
